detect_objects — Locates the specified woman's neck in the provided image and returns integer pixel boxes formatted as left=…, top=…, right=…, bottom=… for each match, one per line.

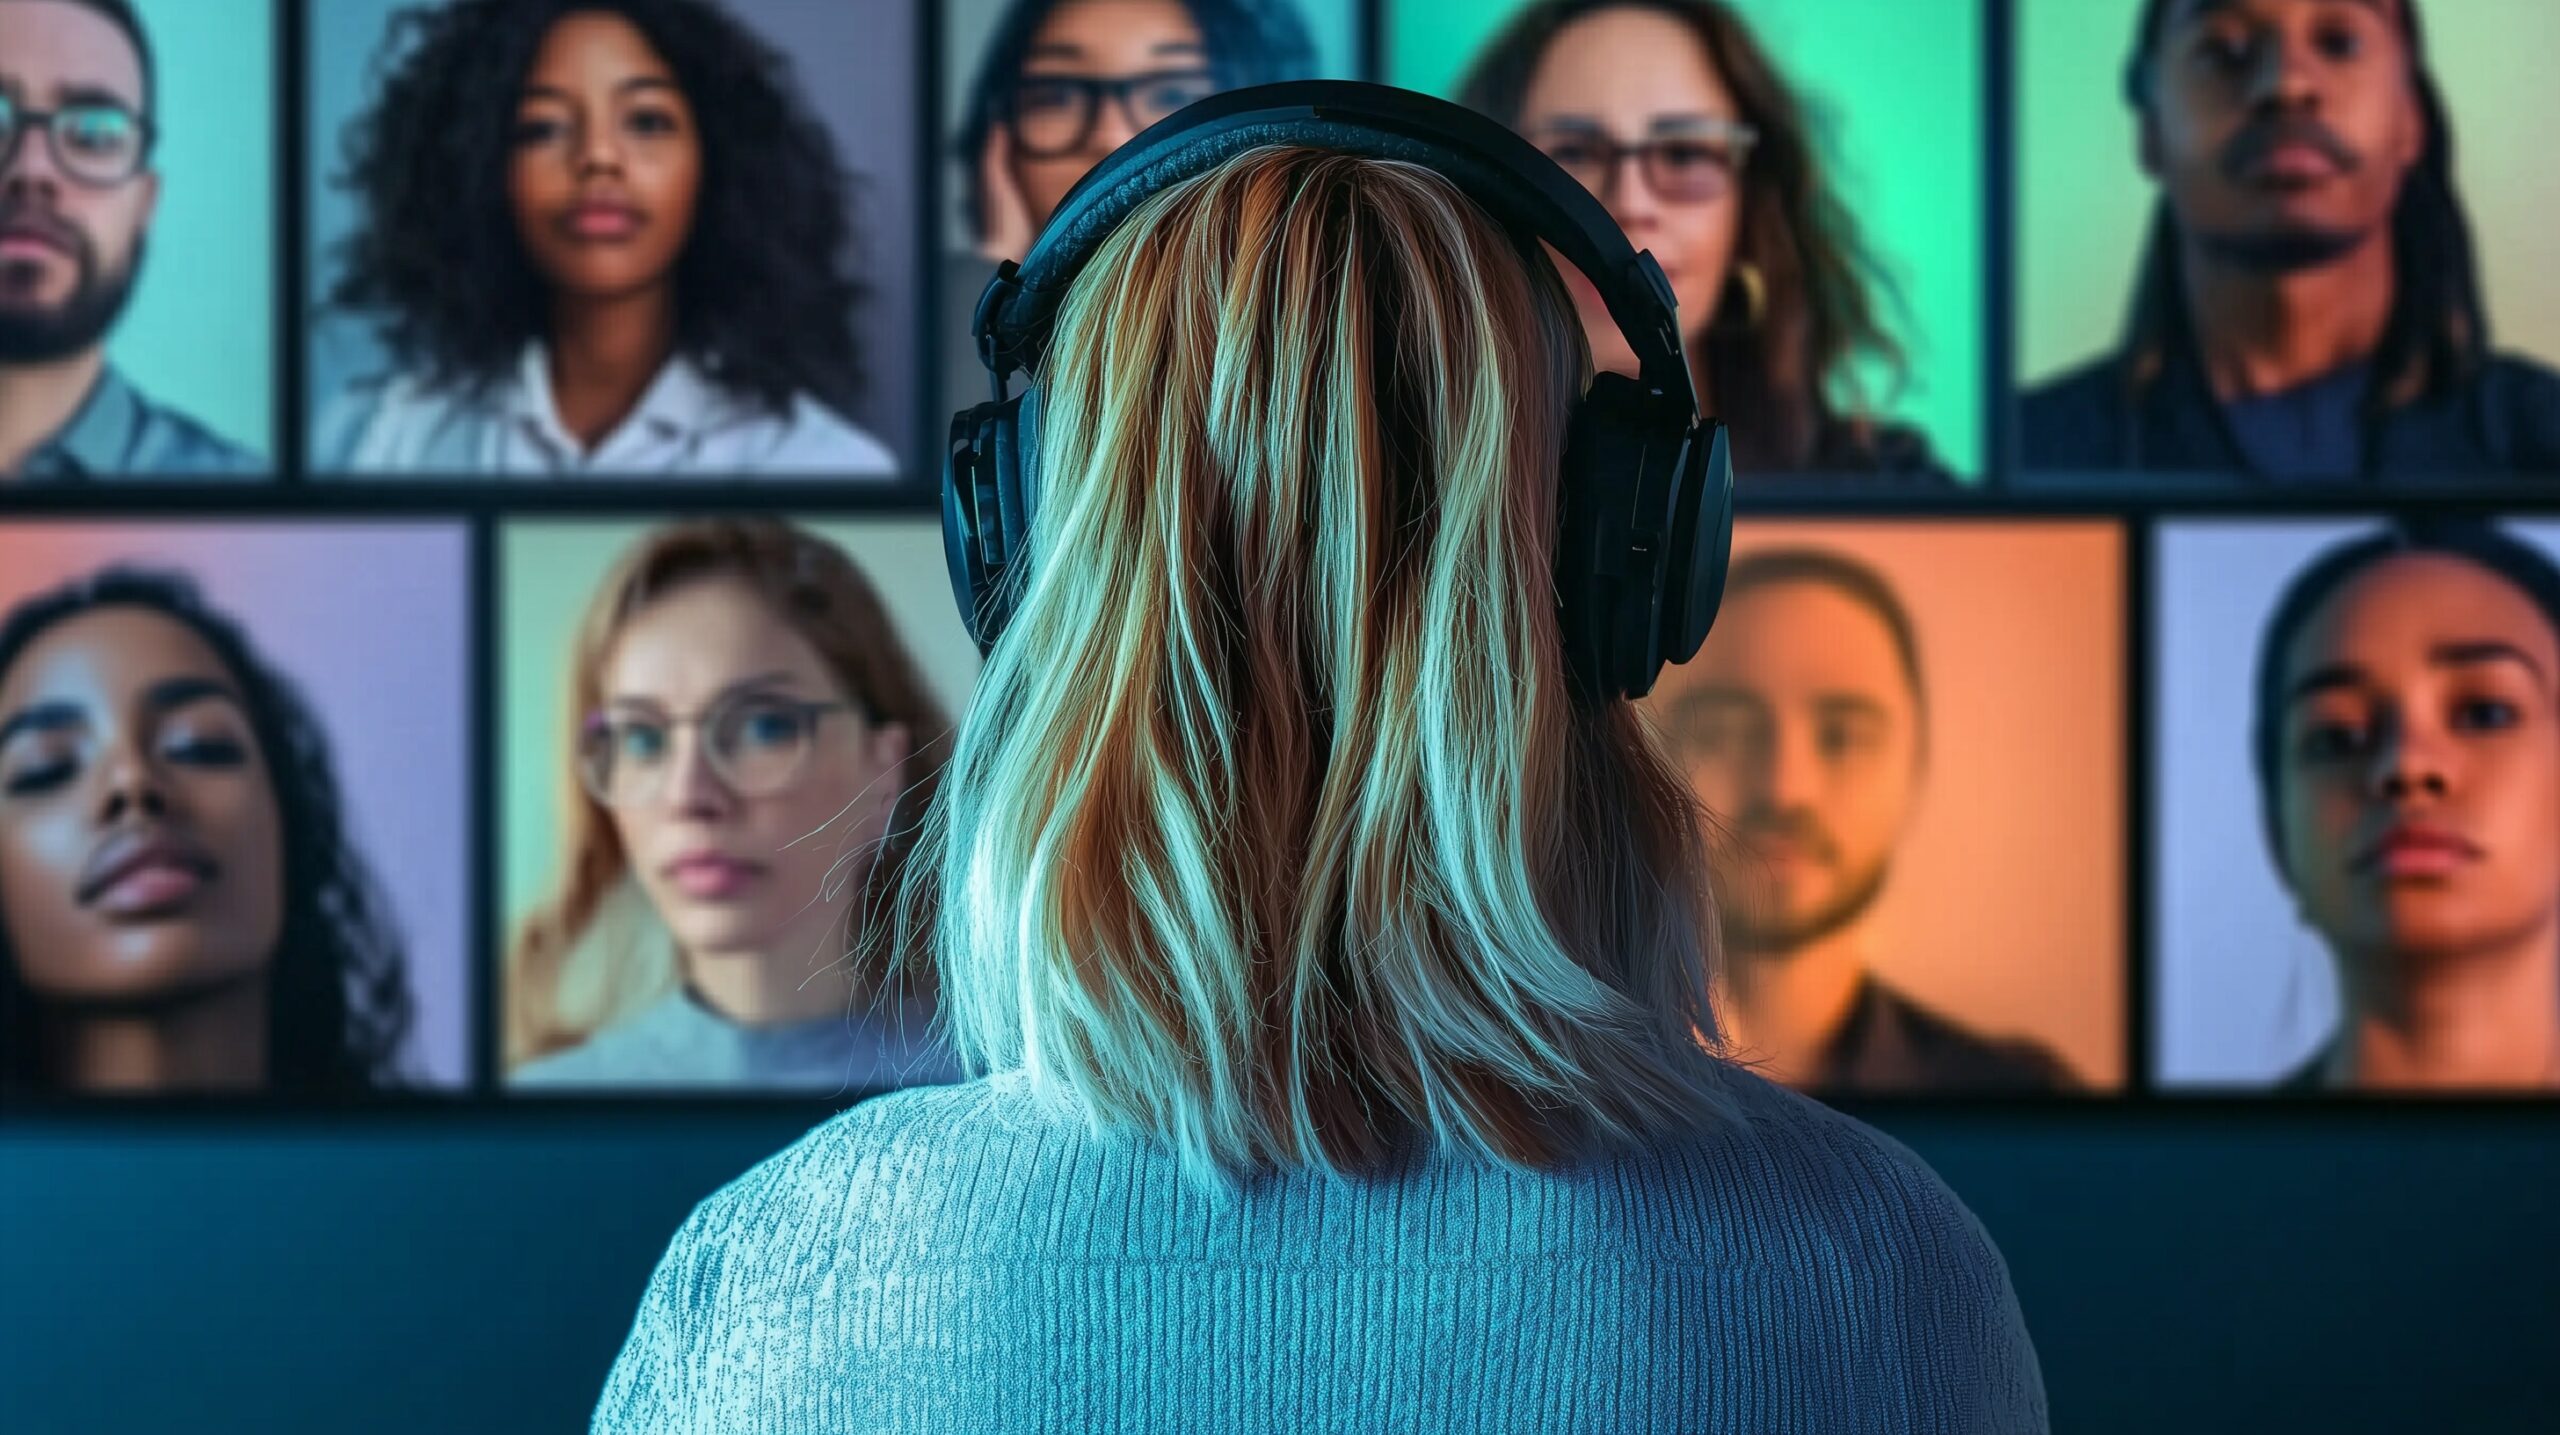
left=2340, top=920, right=2560, bottom=1090
left=42, top=975, right=270, bottom=1092
left=679, top=920, right=880, bottom=1030
left=546, top=286, right=679, bottom=451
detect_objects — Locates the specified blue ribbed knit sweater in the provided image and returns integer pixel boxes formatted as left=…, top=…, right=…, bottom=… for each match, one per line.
left=594, top=1065, right=2047, bottom=1433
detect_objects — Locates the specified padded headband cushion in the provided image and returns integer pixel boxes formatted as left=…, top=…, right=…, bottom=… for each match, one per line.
left=981, top=82, right=1691, bottom=392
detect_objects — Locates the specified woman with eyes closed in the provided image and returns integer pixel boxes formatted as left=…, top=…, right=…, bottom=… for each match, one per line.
left=2252, top=519, right=2560, bottom=1092
left=1458, top=0, right=1944, bottom=479
left=318, top=0, right=895, bottom=478
left=508, top=520, right=959, bottom=1093
left=0, top=569, right=412, bottom=1096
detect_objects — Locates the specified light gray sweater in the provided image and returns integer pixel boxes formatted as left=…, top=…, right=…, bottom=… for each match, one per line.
left=595, top=1066, right=2047, bottom=1433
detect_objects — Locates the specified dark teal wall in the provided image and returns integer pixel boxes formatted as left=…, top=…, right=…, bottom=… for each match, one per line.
left=4, top=1109, right=2555, bottom=1433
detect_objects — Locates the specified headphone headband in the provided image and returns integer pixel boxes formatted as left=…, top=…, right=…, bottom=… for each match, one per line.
left=947, top=79, right=1733, bottom=701
left=973, top=81, right=1695, bottom=405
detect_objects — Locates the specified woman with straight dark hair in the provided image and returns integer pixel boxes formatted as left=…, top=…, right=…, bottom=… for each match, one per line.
left=2251, top=519, right=2560, bottom=1090
left=595, top=137, right=2042, bottom=1430
left=1459, top=0, right=1940, bottom=479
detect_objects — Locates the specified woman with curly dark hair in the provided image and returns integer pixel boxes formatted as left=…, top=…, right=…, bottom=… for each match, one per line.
left=1458, top=0, right=1944, bottom=480
left=316, top=0, right=895, bottom=477
left=0, top=569, right=415, bottom=1094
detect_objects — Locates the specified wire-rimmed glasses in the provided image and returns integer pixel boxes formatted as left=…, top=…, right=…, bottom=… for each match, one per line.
left=578, top=695, right=855, bottom=808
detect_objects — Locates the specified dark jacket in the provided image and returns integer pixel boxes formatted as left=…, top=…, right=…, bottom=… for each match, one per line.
left=2018, top=344, right=2560, bottom=483
left=1810, top=977, right=2077, bottom=1094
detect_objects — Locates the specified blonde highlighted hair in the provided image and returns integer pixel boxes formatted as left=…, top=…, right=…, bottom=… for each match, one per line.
left=891, top=146, right=1728, bottom=1180
left=507, top=519, right=952, bottom=1069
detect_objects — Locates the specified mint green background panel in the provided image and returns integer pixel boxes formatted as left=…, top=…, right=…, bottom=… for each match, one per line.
left=104, top=0, right=275, bottom=461
left=1389, top=0, right=1984, bottom=479
left=2017, top=0, right=2560, bottom=385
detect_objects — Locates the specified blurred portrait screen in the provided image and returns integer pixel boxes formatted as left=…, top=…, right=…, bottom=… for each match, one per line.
left=1640, top=520, right=2126, bottom=1095
left=500, top=515, right=979, bottom=1096
left=0, top=522, right=471, bottom=1098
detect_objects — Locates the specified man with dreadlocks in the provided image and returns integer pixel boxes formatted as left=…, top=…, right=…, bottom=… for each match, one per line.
left=2023, top=0, right=2560, bottom=482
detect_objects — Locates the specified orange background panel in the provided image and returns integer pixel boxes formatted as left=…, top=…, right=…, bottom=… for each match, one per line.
left=1699, top=519, right=2128, bottom=1088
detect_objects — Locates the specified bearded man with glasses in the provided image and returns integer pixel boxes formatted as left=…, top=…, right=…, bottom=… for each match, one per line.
left=0, top=0, right=261, bottom=481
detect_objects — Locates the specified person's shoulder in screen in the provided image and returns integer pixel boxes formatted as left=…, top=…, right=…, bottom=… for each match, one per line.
left=510, top=988, right=963, bottom=1095
left=593, top=1065, right=2048, bottom=1433
left=1862, top=978, right=2080, bottom=1093
left=2475, top=350, right=2560, bottom=473
left=508, top=992, right=718, bottom=1091
left=749, top=391, right=900, bottom=477
left=310, top=359, right=898, bottom=479
left=1808, top=414, right=1960, bottom=484
left=2017, top=347, right=2560, bottom=477
left=29, top=368, right=267, bottom=481
left=117, top=387, right=266, bottom=478
left=308, top=373, right=474, bottom=474
left=2016, top=353, right=2131, bottom=471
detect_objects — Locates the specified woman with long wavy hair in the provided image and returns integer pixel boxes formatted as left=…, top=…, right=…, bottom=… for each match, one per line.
left=506, top=519, right=955, bottom=1093
left=0, top=569, right=413, bottom=1094
left=1459, top=0, right=1939, bottom=478
left=595, top=144, right=2041, bottom=1429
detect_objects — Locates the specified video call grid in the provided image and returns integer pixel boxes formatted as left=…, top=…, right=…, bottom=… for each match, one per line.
left=3, top=0, right=2556, bottom=1112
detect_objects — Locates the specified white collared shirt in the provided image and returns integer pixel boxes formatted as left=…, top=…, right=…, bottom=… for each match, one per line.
left=316, top=344, right=898, bottom=478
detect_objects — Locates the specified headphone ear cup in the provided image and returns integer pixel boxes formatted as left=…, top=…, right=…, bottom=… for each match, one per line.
left=975, top=386, right=1046, bottom=646
left=1001, top=383, right=1043, bottom=560
left=943, top=402, right=1002, bottom=653
left=1556, top=372, right=1676, bottom=700
left=1552, top=391, right=1614, bottom=700
left=938, top=386, right=1051, bottom=657
left=943, top=396, right=1033, bottom=653
left=1659, top=421, right=1733, bottom=672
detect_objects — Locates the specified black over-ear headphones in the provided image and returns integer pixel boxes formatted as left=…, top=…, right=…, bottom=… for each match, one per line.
left=944, top=80, right=1734, bottom=701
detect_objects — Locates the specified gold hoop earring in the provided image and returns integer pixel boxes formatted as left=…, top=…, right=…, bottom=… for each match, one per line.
left=1728, top=261, right=1767, bottom=330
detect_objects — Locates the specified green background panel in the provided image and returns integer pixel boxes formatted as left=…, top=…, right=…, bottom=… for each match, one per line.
left=104, top=0, right=275, bottom=459
left=1389, top=0, right=1984, bottom=478
left=2018, top=0, right=2560, bottom=385
left=498, top=518, right=982, bottom=948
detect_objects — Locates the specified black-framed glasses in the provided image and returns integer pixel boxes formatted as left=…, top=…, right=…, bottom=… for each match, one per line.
left=1533, top=121, right=1759, bottom=205
left=0, top=95, right=153, bottom=188
left=578, top=695, right=855, bottom=808
left=1004, top=69, right=1221, bottom=159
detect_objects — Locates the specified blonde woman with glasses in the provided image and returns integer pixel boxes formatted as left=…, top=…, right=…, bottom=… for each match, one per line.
left=506, top=519, right=955, bottom=1094
left=596, top=90, right=2042, bottom=1430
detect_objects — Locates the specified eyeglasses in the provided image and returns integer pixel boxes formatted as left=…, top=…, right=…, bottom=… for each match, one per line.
left=1533, top=122, right=1759, bottom=205
left=578, top=695, right=854, bottom=808
left=0, top=95, right=153, bottom=188
left=1004, top=69, right=1222, bottom=160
